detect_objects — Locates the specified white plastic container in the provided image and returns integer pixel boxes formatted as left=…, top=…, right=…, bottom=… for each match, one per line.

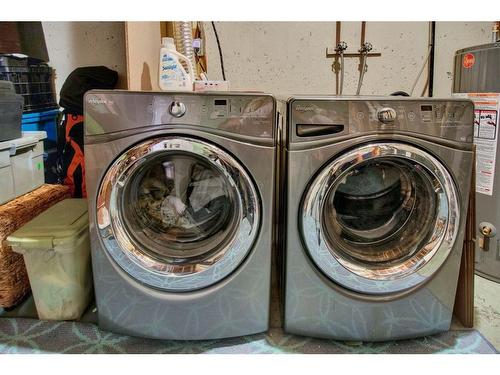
left=7, top=199, right=92, bottom=321
left=159, top=37, right=195, bottom=91
left=0, top=131, right=46, bottom=205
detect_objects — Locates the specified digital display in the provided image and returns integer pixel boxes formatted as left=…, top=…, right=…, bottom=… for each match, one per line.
left=421, top=105, right=433, bottom=112
left=214, top=99, right=227, bottom=106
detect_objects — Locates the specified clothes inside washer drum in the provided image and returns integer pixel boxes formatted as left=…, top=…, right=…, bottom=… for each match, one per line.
left=123, top=153, right=237, bottom=260
left=136, top=164, right=230, bottom=237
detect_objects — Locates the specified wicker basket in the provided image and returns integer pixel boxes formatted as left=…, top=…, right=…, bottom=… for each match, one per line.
left=0, top=184, right=70, bottom=308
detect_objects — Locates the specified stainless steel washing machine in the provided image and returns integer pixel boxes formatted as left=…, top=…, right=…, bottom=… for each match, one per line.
left=84, top=91, right=276, bottom=340
left=282, top=96, right=474, bottom=341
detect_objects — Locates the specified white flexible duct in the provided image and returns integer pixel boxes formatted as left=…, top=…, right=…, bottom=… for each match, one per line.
left=173, top=21, right=197, bottom=79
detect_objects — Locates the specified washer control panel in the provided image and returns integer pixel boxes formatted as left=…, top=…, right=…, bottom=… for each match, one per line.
left=166, top=95, right=275, bottom=139
left=84, top=91, right=275, bottom=140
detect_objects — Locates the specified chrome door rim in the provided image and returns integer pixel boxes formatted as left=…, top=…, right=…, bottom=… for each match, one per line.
left=300, top=142, right=460, bottom=295
left=96, top=136, right=260, bottom=292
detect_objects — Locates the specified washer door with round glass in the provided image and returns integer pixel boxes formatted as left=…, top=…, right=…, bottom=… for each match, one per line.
left=301, top=142, right=460, bottom=295
left=96, top=136, right=260, bottom=292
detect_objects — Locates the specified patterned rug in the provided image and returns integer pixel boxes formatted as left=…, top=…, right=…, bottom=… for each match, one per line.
left=0, top=318, right=497, bottom=354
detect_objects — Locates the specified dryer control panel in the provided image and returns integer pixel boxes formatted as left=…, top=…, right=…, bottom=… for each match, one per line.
left=289, top=97, right=474, bottom=144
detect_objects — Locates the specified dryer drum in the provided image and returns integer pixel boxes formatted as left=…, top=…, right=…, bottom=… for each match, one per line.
left=326, top=158, right=436, bottom=264
left=332, top=161, right=408, bottom=231
left=301, top=142, right=460, bottom=295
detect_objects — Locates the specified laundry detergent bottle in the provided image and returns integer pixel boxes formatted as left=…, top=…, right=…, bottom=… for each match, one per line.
left=159, top=37, right=195, bottom=91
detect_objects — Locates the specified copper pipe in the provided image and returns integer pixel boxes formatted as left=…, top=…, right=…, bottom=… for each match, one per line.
left=360, top=21, right=366, bottom=47
left=493, top=21, right=500, bottom=42
left=335, top=21, right=341, bottom=94
left=336, top=21, right=341, bottom=46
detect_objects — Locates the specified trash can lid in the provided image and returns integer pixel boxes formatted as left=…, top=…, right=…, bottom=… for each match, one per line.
left=7, top=199, right=89, bottom=253
left=0, top=131, right=46, bottom=154
left=22, top=130, right=47, bottom=142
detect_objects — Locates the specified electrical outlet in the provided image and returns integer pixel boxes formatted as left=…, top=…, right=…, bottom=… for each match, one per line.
left=194, top=80, right=230, bottom=92
left=193, top=38, right=204, bottom=56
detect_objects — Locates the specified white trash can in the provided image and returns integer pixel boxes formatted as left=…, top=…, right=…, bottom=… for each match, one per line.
left=7, top=199, right=92, bottom=320
left=0, top=131, right=47, bottom=205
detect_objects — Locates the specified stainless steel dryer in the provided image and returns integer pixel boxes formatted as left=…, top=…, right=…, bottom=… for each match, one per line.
left=282, top=96, right=474, bottom=341
left=84, top=91, right=276, bottom=340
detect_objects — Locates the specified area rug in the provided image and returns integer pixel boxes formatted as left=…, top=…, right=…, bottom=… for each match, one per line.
left=0, top=318, right=497, bottom=354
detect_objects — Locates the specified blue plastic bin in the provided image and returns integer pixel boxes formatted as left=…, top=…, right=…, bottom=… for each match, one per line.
left=22, top=109, right=60, bottom=150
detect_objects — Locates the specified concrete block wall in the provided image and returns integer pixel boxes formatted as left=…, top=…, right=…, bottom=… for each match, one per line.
left=204, top=22, right=493, bottom=97
left=40, top=21, right=493, bottom=98
left=42, top=22, right=127, bottom=98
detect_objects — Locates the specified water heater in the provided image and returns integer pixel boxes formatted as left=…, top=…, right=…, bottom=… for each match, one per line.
left=453, top=41, right=500, bottom=283
left=454, top=42, right=500, bottom=93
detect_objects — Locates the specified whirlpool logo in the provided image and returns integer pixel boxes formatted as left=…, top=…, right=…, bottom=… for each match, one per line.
left=294, top=104, right=316, bottom=113
left=87, top=97, right=110, bottom=105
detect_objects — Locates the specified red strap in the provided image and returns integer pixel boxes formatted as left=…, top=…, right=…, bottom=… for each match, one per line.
left=65, top=114, right=84, bottom=141
left=63, top=114, right=87, bottom=197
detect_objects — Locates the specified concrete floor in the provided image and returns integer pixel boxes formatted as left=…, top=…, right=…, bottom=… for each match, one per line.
left=450, top=275, right=500, bottom=351
left=472, top=275, right=500, bottom=350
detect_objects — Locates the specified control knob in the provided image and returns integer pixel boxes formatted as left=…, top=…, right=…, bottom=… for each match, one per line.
left=169, top=101, right=186, bottom=118
left=377, top=107, right=397, bottom=123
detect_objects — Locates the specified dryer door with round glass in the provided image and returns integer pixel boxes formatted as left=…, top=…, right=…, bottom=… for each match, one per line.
left=96, top=136, right=260, bottom=292
left=300, top=142, right=460, bottom=295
